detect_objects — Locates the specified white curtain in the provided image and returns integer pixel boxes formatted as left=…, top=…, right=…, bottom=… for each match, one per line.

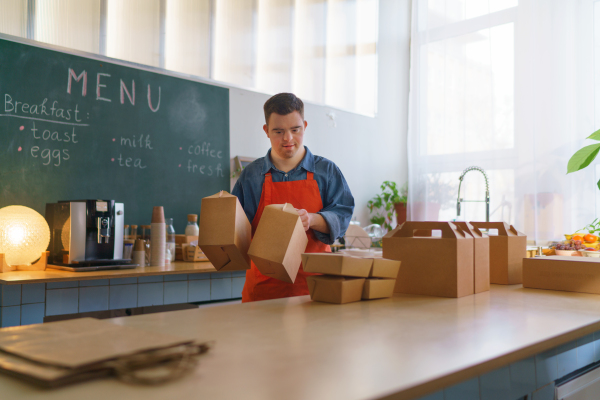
left=106, top=0, right=162, bottom=67
left=408, top=0, right=597, bottom=244
left=165, top=0, right=211, bottom=78
left=0, top=0, right=27, bottom=37
left=35, top=0, right=101, bottom=53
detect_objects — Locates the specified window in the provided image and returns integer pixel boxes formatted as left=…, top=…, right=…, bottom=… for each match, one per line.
left=409, top=0, right=519, bottom=231
left=0, top=0, right=379, bottom=115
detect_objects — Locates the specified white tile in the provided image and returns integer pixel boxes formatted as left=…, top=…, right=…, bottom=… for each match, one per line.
left=535, top=348, right=558, bottom=388
left=46, top=288, right=78, bottom=316
left=510, top=357, right=536, bottom=398
left=444, top=377, right=479, bottom=400
left=189, top=280, right=210, bottom=302
left=110, top=284, right=138, bottom=310
left=79, top=286, right=109, bottom=313
left=480, top=366, right=511, bottom=400
left=164, top=281, right=188, bottom=304
left=211, top=278, right=232, bottom=300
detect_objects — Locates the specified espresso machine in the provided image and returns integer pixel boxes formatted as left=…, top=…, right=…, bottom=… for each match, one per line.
left=45, top=200, right=131, bottom=270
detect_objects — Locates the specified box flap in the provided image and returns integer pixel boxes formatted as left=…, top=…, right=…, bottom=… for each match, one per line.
left=266, top=203, right=299, bottom=216
left=470, top=222, right=525, bottom=237
left=453, top=222, right=487, bottom=239
left=205, top=190, right=235, bottom=199
left=385, top=221, right=467, bottom=239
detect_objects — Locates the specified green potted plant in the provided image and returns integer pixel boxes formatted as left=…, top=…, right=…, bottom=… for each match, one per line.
left=367, top=181, right=407, bottom=233
left=567, top=129, right=600, bottom=185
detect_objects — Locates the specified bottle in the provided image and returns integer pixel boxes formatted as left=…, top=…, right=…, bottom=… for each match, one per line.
left=165, top=218, right=176, bottom=262
left=185, top=214, right=199, bottom=236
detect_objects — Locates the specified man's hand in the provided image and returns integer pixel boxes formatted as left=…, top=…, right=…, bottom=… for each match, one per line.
left=296, top=209, right=312, bottom=231
left=296, top=209, right=330, bottom=233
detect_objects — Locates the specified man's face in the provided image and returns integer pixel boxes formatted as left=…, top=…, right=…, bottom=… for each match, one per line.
left=263, top=111, right=307, bottom=159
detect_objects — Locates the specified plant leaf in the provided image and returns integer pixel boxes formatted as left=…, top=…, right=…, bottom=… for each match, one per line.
left=587, top=128, right=600, bottom=141
left=567, top=143, right=600, bottom=174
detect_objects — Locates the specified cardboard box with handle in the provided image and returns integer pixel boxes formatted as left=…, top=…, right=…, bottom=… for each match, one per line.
left=383, top=221, right=475, bottom=298
left=470, top=222, right=526, bottom=285
left=453, top=221, right=490, bottom=293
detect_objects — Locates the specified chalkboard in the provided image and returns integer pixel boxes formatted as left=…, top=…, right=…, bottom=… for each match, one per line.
left=0, top=35, right=229, bottom=234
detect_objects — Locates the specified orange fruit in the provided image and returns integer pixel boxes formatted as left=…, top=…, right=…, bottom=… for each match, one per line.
left=584, top=233, right=599, bottom=242
left=572, top=235, right=584, bottom=241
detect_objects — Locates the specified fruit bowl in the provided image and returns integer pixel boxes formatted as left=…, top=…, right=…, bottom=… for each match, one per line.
left=555, top=249, right=582, bottom=256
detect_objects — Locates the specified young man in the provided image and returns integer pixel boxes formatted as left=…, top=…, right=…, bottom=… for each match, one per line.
left=232, top=93, right=355, bottom=302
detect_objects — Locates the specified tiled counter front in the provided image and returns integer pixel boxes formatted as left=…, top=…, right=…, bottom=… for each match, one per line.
left=416, top=332, right=600, bottom=400
left=0, top=270, right=246, bottom=327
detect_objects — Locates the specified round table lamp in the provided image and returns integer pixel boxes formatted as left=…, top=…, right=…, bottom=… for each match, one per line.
left=0, top=205, right=50, bottom=268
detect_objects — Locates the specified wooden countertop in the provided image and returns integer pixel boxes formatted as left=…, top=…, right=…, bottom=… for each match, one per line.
left=4, top=284, right=600, bottom=399
left=0, top=262, right=217, bottom=284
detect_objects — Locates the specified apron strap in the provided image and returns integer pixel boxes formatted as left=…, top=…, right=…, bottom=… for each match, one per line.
left=306, top=171, right=314, bottom=180
left=264, top=172, right=273, bottom=205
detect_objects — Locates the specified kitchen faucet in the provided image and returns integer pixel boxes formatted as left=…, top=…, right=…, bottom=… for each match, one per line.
left=457, top=166, right=490, bottom=222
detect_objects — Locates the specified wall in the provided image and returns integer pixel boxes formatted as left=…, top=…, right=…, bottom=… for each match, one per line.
left=229, top=0, right=410, bottom=228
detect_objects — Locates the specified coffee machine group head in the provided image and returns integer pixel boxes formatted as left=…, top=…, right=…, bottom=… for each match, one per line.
left=45, top=200, right=124, bottom=265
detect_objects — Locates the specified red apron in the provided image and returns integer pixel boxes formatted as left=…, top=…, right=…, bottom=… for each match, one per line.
left=242, top=171, right=331, bottom=302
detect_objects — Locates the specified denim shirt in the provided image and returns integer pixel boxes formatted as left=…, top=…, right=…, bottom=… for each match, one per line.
left=232, top=147, right=355, bottom=245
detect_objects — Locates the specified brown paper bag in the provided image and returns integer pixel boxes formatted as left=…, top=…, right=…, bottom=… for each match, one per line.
left=0, top=318, right=207, bottom=387
left=198, top=191, right=252, bottom=271
left=248, top=203, right=308, bottom=283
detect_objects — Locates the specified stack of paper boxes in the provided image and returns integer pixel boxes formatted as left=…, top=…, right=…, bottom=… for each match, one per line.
left=302, top=253, right=401, bottom=304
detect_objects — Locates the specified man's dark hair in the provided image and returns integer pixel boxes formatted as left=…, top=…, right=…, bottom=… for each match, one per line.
left=263, top=93, right=304, bottom=124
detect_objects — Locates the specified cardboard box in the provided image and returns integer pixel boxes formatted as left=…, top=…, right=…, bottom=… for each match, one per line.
left=197, top=191, right=252, bottom=271
left=471, top=222, right=527, bottom=285
left=344, top=224, right=371, bottom=249
left=383, top=221, right=474, bottom=298
left=453, top=222, right=490, bottom=294
left=175, top=235, right=198, bottom=245
left=523, top=256, right=600, bottom=294
left=369, top=259, right=401, bottom=279
left=248, top=203, right=309, bottom=283
left=182, top=244, right=209, bottom=262
left=362, top=278, right=396, bottom=300
left=301, top=253, right=373, bottom=277
left=175, top=236, right=197, bottom=261
left=306, top=275, right=365, bottom=304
